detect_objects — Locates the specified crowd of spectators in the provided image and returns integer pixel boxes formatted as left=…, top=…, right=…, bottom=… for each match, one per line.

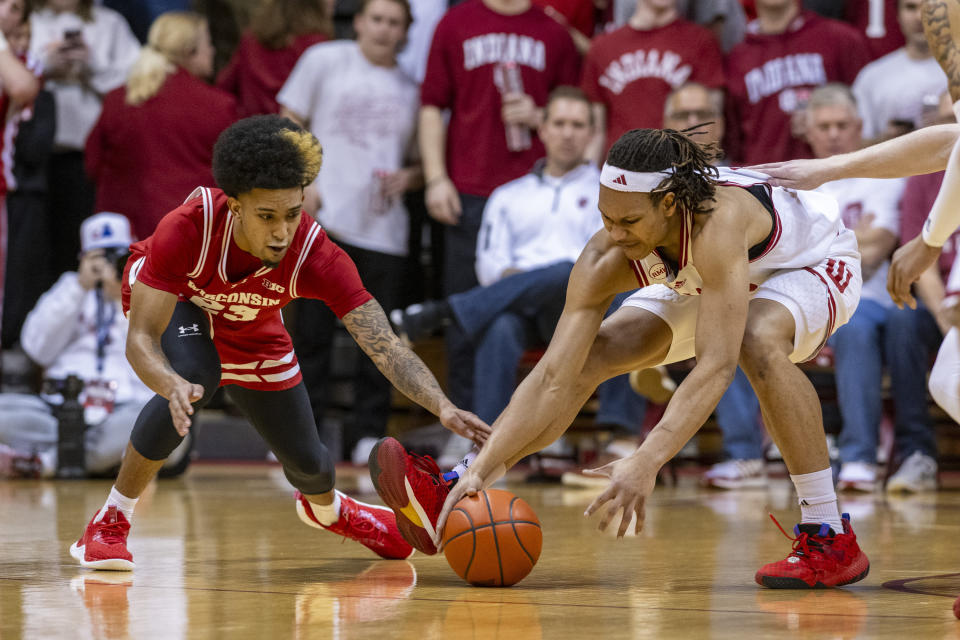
left=0, top=0, right=955, bottom=490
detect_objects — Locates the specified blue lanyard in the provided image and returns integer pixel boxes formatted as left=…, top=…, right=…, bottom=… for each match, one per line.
left=94, top=286, right=116, bottom=376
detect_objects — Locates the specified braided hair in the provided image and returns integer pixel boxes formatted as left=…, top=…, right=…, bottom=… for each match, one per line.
left=605, top=127, right=720, bottom=215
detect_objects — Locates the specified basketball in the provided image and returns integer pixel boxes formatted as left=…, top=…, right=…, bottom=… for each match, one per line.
left=441, top=489, right=542, bottom=587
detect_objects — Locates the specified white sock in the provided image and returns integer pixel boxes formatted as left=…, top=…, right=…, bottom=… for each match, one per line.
left=452, top=449, right=478, bottom=478
left=97, top=486, right=138, bottom=523
left=310, top=491, right=342, bottom=526
left=790, top=468, right=843, bottom=533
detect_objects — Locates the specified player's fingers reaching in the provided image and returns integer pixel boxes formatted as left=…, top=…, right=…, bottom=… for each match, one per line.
left=436, top=471, right=483, bottom=550
left=583, top=483, right=616, bottom=519
left=634, top=499, right=646, bottom=535
left=617, top=497, right=636, bottom=538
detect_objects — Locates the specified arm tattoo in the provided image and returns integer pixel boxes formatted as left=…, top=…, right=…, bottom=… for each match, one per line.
left=342, top=299, right=447, bottom=415
left=923, top=0, right=960, bottom=100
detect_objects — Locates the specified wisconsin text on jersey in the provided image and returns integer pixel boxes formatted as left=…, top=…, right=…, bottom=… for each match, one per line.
left=187, top=280, right=281, bottom=311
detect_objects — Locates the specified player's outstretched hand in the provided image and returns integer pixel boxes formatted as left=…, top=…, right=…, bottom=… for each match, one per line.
left=167, top=378, right=204, bottom=436
left=748, top=158, right=834, bottom=191
left=435, top=467, right=484, bottom=551
left=888, top=235, right=942, bottom=309
left=438, top=405, right=492, bottom=446
left=582, top=454, right=658, bottom=539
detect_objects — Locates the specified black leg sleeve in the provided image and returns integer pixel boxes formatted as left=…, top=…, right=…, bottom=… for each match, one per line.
left=227, top=382, right=335, bottom=495
left=130, top=302, right=221, bottom=460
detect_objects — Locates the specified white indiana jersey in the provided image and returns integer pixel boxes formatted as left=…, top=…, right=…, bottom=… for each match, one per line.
left=630, top=167, right=858, bottom=295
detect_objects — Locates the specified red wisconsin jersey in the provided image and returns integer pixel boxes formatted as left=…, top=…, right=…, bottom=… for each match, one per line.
left=725, top=12, right=870, bottom=165
left=421, top=0, right=581, bottom=197
left=581, top=19, right=724, bottom=151
left=121, top=187, right=372, bottom=391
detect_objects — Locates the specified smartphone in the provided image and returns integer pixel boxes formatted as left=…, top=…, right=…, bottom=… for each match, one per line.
left=61, top=29, right=83, bottom=50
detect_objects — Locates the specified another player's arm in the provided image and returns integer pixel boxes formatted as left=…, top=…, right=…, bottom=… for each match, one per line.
left=752, top=124, right=960, bottom=190
left=126, top=281, right=204, bottom=435
left=923, top=0, right=960, bottom=102
left=584, top=215, right=750, bottom=537
left=342, top=298, right=491, bottom=444
left=434, top=239, right=632, bottom=544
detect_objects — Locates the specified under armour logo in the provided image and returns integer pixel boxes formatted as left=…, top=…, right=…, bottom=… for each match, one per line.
left=613, top=174, right=628, bottom=186
left=178, top=324, right=201, bottom=336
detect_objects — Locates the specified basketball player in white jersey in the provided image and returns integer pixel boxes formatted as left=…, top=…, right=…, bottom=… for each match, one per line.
left=375, top=127, right=871, bottom=589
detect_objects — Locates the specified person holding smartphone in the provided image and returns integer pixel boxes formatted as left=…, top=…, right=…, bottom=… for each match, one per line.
left=27, top=1, right=140, bottom=278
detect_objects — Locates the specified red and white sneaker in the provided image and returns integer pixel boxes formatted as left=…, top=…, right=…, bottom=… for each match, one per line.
left=295, top=491, right=414, bottom=560
left=755, top=513, right=869, bottom=588
left=367, top=437, right=452, bottom=555
left=69, top=506, right=135, bottom=571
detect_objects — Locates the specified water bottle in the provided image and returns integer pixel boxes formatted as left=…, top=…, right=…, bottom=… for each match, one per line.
left=493, top=61, right=532, bottom=152
left=56, top=374, right=87, bottom=478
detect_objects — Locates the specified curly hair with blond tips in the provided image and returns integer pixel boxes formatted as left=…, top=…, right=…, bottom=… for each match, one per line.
left=605, top=127, right=721, bottom=216
left=212, top=115, right=322, bottom=197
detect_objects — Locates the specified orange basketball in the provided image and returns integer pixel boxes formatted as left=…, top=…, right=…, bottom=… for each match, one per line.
left=441, top=489, right=542, bottom=587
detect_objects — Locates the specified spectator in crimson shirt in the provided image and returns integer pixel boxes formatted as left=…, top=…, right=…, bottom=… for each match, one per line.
left=724, top=0, right=870, bottom=165
left=419, top=0, right=580, bottom=411
left=216, top=0, right=332, bottom=118
left=581, top=0, right=724, bottom=165
left=85, top=12, right=237, bottom=241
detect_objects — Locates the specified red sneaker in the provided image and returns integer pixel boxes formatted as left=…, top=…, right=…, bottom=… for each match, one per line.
left=368, top=437, right=452, bottom=555
left=295, top=491, right=414, bottom=560
left=755, top=513, right=869, bottom=588
left=69, top=506, right=135, bottom=571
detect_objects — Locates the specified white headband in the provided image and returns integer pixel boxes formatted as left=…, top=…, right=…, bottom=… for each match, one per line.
left=600, top=163, right=673, bottom=192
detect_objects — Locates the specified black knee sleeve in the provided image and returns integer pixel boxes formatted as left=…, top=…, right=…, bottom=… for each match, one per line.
left=281, top=452, right=335, bottom=495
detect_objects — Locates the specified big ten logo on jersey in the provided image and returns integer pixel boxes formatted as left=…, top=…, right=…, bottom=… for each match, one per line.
left=262, top=278, right=285, bottom=294
left=187, top=281, right=280, bottom=322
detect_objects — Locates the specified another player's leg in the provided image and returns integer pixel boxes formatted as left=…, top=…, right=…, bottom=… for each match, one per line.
left=71, top=303, right=221, bottom=570
left=228, top=382, right=412, bottom=559
left=741, top=298, right=868, bottom=588
left=369, top=301, right=676, bottom=554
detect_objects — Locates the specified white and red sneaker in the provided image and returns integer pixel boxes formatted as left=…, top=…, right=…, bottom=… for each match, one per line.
left=69, top=506, right=135, bottom=571
left=368, top=437, right=452, bottom=555
left=295, top=491, right=414, bottom=560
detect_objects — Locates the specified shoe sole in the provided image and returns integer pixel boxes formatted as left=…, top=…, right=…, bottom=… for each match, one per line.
left=757, top=560, right=870, bottom=589
left=69, top=542, right=134, bottom=571
left=369, top=438, right=438, bottom=555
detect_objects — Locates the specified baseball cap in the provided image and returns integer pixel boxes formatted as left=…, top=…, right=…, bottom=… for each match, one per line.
left=80, top=212, right=133, bottom=253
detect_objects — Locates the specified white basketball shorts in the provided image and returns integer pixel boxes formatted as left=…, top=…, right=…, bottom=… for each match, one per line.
left=620, top=253, right=862, bottom=365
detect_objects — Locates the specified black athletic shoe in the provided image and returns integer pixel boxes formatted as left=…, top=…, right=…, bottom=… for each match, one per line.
left=389, top=300, right=450, bottom=342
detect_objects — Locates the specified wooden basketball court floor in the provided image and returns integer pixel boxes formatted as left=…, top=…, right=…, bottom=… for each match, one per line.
left=3, top=463, right=960, bottom=640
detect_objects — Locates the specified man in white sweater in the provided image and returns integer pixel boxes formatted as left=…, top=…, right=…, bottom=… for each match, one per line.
left=0, top=212, right=182, bottom=477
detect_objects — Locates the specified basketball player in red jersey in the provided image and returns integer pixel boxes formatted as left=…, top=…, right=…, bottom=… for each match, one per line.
left=69, top=115, right=490, bottom=570
left=374, top=127, right=872, bottom=589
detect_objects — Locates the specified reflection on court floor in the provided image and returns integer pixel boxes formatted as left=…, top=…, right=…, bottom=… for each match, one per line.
left=1, top=464, right=958, bottom=640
